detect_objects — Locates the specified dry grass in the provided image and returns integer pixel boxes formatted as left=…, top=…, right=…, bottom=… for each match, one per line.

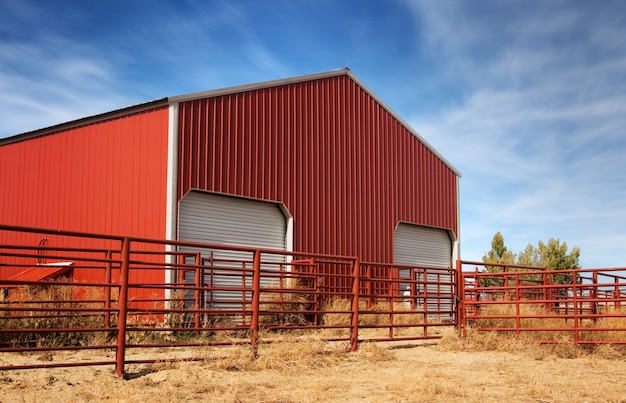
left=1, top=285, right=437, bottom=350
left=319, top=298, right=430, bottom=339
left=2, top=335, right=626, bottom=402
left=1, top=284, right=112, bottom=348
left=4, top=291, right=626, bottom=401
left=258, top=285, right=317, bottom=326
left=459, top=303, right=626, bottom=359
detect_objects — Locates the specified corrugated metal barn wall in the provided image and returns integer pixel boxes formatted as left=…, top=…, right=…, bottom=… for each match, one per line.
left=177, top=75, right=457, bottom=263
left=0, top=108, right=170, bottom=283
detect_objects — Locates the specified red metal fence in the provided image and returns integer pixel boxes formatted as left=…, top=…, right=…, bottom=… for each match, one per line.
left=0, top=225, right=454, bottom=376
left=458, top=260, right=626, bottom=344
left=7, top=226, right=625, bottom=377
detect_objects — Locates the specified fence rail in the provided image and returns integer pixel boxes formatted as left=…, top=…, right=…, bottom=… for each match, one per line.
left=0, top=225, right=454, bottom=376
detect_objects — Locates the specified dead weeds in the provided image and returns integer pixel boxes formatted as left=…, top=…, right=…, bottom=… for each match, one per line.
left=2, top=336, right=626, bottom=402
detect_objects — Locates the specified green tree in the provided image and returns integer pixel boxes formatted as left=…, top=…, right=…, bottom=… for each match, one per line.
left=482, top=233, right=581, bottom=286
left=516, top=243, right=539, bottom=266
left=481, top=232, right=516, bottom=286
left=537, top=238, right=581, bottom=284
left=482, top=231, right=516, bottom=266
left=537, top=238, right=580, bottom=270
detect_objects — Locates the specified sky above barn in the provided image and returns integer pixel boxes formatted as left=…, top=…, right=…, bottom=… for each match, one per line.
left=1, top=0, right=626, bottom=268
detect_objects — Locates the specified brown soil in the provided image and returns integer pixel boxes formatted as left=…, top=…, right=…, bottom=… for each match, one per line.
left=1, top=333, right=626, bottom=402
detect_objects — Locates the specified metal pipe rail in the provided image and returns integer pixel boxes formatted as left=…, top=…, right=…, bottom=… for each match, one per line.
left=457, top=260, right=626, bottom=344
left=0, top=224, right=451, bottom=377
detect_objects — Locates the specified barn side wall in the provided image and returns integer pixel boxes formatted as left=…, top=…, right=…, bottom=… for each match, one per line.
left=0, top=107, right=170, bottom=285
left=177, top=75, right=458, bottom=263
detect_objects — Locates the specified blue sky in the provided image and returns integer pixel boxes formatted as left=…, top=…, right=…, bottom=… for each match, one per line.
left=2, top=0, right=626, bottom=268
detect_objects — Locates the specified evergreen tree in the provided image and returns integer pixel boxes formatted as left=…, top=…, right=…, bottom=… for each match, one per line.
left=482, top=232, right=581, bottom=285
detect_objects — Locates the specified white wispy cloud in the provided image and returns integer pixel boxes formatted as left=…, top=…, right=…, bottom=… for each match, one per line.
left=0, top=44, right=126, bottom=134
left=404, top=0, right=626, bottom=267
left=0, top=1, right=298, bottom=137
left=0, top=3, right=134, bottom=135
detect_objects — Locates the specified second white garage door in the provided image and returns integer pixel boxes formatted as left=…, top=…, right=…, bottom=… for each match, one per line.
left=394, top=222, right=453, bottom=319
left=394, top=223, right=452, bottom=269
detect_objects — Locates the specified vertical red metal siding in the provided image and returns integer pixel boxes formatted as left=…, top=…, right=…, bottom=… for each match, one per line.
left=0, top=108, right=170, bottom=282
left=177, top=75, right=458, bottom=263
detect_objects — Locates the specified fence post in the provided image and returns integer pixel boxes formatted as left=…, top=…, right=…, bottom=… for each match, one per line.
left=366, top=264, right=373, bottom=309
left=350, top=258, right=360, bottom=352
left=309, top=258, right=320, bottom=325
left=514, top=272, right=521, bottom=340
left=250, top=249, right=261, bottom=357
left=194, top=252, right=202, bottom=330
left=545, top=272, right=552, bottom=313
left=455, top=260, right=464, bottom=332
left=572, top=271, right=579, bottom=343
left=115, top=237, right=130, bottom=378
left=104, top=250, right=112, bottom=328
left=592, top=271, right=598, bottom=323
left=423, top=268, right=429, bottom=337
left=388, top=266, right=394, bottom=340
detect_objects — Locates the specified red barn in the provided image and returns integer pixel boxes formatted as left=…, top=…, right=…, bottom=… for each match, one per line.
left=0, top=69, right=460, bottom=294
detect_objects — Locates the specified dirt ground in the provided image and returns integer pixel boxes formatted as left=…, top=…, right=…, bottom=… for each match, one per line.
left=1, top=335, right=626, bottom=403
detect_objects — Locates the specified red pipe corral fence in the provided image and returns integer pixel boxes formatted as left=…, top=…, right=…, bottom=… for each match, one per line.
left=0, top=225, right=455, bottom=376
left=4, top=225, right=626, bottom=377
left=457, top=260, right=626, bottom=344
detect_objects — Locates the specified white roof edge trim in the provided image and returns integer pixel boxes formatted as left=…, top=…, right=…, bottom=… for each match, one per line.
left=37, top=261, right=74, bottom=266
left=167, top=68, right=350, bottom=104
left=168, top=68, right=460, bottom=177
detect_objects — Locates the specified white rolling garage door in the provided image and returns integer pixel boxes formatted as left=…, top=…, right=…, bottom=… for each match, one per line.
left=178, top=191, right=288, bottom=309
left=394, top=223, right=451, bottom=268
left=394, top=223, right=453, bottom=319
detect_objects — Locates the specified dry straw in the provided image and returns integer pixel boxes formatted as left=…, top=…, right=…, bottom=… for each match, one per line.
left=453, top=303, right=626, bottom=359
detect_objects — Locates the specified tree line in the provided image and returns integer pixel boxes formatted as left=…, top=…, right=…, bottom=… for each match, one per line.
left=482, top=231, right=581, bottom=284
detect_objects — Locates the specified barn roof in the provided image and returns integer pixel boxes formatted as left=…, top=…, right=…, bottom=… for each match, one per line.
left=1, top=68, right=460, bottom=176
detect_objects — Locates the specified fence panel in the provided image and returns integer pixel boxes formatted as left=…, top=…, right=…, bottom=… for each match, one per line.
left=0, top=227, right=124, bottom=371
left=0, top=225, right=458, bottom=376
left=357, top=262, right=456, bottom=342
left=458, top=260, right=626, bottom=344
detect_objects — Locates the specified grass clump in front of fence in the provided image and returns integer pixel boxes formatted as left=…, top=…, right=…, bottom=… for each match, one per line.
left=258, top=286, right=317, bottom=327
left=577, top=306, right=626, bottom=344
left=321, top=299, right=424, bottom=325
left=319, top=298, right=430, bottom=339
left=124, top=290, right=252, bottom=346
